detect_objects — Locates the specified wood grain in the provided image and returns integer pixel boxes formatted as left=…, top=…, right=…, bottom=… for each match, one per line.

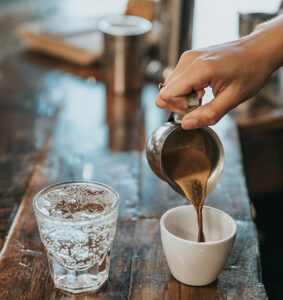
left=0, top=1, right=267, bottom=299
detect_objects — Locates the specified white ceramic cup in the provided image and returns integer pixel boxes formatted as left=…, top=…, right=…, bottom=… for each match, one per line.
left=160, top=205, right=237, bottom=286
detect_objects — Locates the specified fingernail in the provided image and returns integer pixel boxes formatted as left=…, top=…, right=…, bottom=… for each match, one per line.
left=182, top=118, right=198, bottom=129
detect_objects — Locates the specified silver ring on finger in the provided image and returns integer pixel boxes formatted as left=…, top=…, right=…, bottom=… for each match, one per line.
left=186, top=91, right=201, bottom=112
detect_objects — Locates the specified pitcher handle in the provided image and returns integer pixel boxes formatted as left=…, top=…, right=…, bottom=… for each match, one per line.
left=167, top=111, right=181, bottom=122
left=166, top=90, right=201, bottom=123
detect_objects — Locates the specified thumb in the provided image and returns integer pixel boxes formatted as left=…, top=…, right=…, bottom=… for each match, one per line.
left=181, top=89, right=238, bottom=130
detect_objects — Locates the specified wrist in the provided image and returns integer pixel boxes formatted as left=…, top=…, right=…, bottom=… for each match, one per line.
left=251, top=16, right=283, bottom=71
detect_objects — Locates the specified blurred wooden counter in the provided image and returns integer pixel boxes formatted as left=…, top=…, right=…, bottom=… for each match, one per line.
left=233, top=86, right=283, bottom=198
left=0, top=0, right=267, bottom=299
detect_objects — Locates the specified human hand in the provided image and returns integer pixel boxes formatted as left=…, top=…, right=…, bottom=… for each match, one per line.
left=156, top=16, right=283, bottom=130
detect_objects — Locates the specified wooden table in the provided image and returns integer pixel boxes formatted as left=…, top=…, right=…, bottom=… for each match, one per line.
left=0, top=1, right=267, bottom=299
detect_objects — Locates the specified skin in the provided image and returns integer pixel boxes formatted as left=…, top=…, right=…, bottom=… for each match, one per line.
left=156, top=15, right=283, bottom=130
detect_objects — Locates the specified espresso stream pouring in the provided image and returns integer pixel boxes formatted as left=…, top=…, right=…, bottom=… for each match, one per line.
left=146, top=91, right=225, bottom=197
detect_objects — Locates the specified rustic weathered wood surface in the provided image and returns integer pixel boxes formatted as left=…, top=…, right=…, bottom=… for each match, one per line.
left=0, top=1, right=267, bottom=299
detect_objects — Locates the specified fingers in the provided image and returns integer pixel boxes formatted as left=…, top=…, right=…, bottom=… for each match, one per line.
left=155, top=97, right=188, bottom=115
left=155, top=51, right=230, bottom=129
left=181, top=89, right=237, bottom=129
left=160, top=59, right=212, bottom=101
left=163, top=50, right=201, bottom=85
left=156, top=89, right=205, bottom=114
left=156, top=52, right=209, bottom=114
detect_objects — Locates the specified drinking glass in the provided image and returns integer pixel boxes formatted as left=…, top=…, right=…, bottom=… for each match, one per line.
left=33, top=181, right=119, bottom=294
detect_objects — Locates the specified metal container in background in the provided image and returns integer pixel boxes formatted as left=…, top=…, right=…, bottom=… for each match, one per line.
left=160, top=0, right=194, bottom=76
left=98, top=16, right=152, bottom=94
left=146, top=0, right=195, bottom=82
left=106, top=90, right=144, bottom=151
left=239, top=12, right=276, bottom=37
left=239, top=10, right=283, bottom=107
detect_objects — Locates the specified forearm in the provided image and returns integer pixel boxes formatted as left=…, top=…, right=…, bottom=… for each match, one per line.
left=249, top=15, right=283, bottom=72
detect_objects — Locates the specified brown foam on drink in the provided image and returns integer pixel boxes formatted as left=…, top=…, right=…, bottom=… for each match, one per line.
left=38, top=185, right=114, bottom=220
left=53, top=198, right=104, bottom=218
left=50, top=188, right=105, bottom=219
left=37, top=185, right=118, bottom=270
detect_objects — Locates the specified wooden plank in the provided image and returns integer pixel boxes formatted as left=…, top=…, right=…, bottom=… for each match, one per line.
left=0, top=0, right=140, bottom=252
left=0, top=73, right=268, bottom=299
left=0, top=153, right=36, bottom=249
left=0, top=142, right=53, bottom=300
left=128, top=219, right=176, bottom=300
left=0, top=81, right=264, bottom=299
left=34, top=79, right=143, bottom=221
left=0, top=73, right=144, bottom=299
left=139, top=101, right=267, bottom=299
left=0, top=1, right=268, bottom=298
left=1, top=181, right=266, bottom=299
left=0, top=142, right=136, bottom=300
left=180, top=283, right=220, bottom=300
left=125, top=219, right=267, bottom=300
left=216, top=220, right=267, bottom=299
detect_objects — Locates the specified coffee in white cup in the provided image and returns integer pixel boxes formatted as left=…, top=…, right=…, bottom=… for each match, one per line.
left=160, top=205, right=237, bottom=286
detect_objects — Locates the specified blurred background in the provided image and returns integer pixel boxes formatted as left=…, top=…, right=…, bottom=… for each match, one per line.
left=0, top=0, right=282, bottom=298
